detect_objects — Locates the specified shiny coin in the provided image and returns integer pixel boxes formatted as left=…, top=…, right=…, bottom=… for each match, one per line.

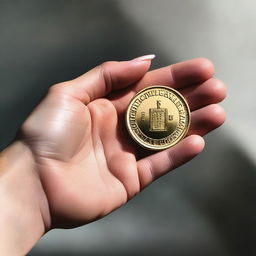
left=126, top=85, right=191, bottom=150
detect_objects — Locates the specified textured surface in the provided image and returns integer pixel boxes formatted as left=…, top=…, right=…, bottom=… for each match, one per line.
left=0, top=1, right=255, bottom=255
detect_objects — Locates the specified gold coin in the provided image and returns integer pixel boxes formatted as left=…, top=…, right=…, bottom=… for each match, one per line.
left=126, top=85, right=191, bottom=150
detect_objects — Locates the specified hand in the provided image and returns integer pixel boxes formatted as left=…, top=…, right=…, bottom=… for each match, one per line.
left=19, top=56, right=226, bottom=230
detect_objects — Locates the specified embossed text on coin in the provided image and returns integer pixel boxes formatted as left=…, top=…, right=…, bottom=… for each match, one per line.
left=126, top=85, right=191, bottom=150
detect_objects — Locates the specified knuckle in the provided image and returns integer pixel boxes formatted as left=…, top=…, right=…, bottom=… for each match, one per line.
left=49, top=82, right=63, bottom=91
left=88, top=99, right=116, bottom=120
left=99, top=61, right=118, bottom=94
left=100, top=61, right=115, bottom=70
left=98, top=61, right=114, bottom=78
left=49, top=81, right=70, bottom=94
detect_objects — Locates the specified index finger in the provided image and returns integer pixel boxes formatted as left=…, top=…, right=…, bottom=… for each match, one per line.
left=110, top=58, right=214, bottom=113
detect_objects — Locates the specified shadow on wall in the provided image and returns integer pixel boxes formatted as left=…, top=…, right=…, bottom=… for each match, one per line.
left=0, top=1, right=255, bottom=256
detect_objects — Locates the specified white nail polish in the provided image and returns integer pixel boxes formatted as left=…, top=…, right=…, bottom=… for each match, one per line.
left=133, top=54, right=156, bottom=61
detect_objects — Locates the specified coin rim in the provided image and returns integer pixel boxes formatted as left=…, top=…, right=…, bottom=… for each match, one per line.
left=125, top=85, right=191, bottom=151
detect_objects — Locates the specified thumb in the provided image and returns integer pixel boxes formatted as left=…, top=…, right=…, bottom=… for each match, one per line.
left=54, top=55, right=155, bottom=104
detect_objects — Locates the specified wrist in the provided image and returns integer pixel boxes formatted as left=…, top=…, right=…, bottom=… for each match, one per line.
left=0, top=140, right=50, bottom=255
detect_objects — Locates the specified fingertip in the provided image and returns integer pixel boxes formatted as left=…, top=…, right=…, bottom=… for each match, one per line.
left=101, top=59, right=152, bottom=91
left=209, top=104, right=226, bottom=127
left=163, top=135, right=205, bottom=170
left=197, top=78, right=227, bottom=104
left=109, top=57, right=153, bottom=89
left=171, top=57, right=215, bottom=88
left=137, top=134, right=205, bottom=187
left=187, top=134, right=205, bottom=153
left=180, top=77, right=227, bottom=112
left=189, top=104, right=226, bottom=137
left=132, top=54, right=156, bottom=62
left=193, top=57, right=215, bottom=80
left=195, top=57, right=215, bottom=71
left=211, top=78, right=227, bottom=102
left=127, top=56, right=152, bottom=71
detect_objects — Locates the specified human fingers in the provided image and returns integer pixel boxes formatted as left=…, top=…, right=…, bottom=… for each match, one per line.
left=137, top=135, right=204, bottom=188
left=50, top=55, right=155, bottom=104
left=180, top=78, right=227, bottom=111
left=134, top=103, right=225, bottom=161
left=111, top=58, right=215, bottom=113
left=188, top=104, right=226, bottom=136
left=135, top=57, right=214, bottom=90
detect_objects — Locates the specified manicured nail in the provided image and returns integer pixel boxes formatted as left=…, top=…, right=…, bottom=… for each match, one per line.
left=133, top=54, right=156, bottom=61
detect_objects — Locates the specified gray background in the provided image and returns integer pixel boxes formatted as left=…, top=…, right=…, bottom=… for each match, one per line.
left=0, top=1, right=255, bottom=255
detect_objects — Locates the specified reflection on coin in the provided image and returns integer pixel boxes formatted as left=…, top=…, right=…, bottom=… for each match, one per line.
left=126, top=85, right=191, bottom=150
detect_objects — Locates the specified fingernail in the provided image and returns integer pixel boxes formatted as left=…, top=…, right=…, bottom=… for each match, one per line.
left=132, top=54, right=156, bottom=61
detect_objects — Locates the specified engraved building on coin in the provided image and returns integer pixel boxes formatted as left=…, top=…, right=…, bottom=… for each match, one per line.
left=126, top=86, right=191, bottom=150
left=149, top=100, right=168, bottom=132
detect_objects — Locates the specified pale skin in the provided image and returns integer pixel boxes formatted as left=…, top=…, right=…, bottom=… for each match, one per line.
left=0, top=56, right=226, bottom=255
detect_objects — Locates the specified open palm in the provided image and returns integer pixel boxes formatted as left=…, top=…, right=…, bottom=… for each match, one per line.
left=20, top=57, right=226, bottom=229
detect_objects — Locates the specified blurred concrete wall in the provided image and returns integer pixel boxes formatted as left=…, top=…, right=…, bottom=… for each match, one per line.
left=0, top=1, right=255, bottom=256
